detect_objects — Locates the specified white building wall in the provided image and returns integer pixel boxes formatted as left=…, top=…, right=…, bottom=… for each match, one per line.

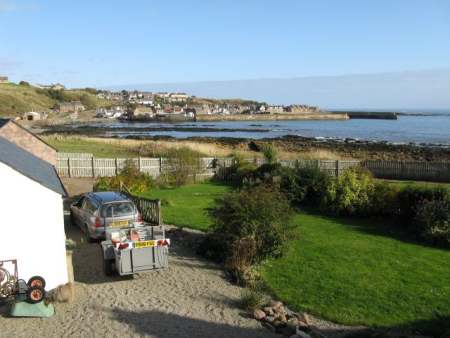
left=0, top=162, right=68, bottom=290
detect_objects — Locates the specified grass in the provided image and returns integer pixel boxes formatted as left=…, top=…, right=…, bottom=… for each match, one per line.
left=132, top=181, right=449, bottom=331
left=0, top=83, right=109, bottom=116
left=260, top=212, right=450, bottom=329
left=45, top=136, right=140, bottom=157
left=380, top=178, right=450, bottom=190
left=139, top=181, right=231, bottom=231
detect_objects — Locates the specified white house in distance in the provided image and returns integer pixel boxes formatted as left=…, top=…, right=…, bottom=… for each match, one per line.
left=0, top=137, right=68, bottom=290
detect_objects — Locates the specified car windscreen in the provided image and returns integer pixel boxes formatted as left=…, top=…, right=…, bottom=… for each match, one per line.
left=101, top=202, right=135, bottom=218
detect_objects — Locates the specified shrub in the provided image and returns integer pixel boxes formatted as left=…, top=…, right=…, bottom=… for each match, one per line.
left=368, top=183, right=400, bottom=217
left=94, top=159, right=153, bottom=194
left=201, top=185, right=295, bottom=275
left=281, top=166, right=331, bottom=206
left=239, top=286, right=266, bottom=311
left=323, top=168, right=375, bottom=216
left=398, top=186, right=450, bottom=225
left=226, top=154, right=257, bottom=188
left=414, top=199, right=450, bottom=246
left=261, top=143, right=277, bottom=164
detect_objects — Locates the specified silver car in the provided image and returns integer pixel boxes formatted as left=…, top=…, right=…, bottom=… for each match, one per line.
left=70, top=192, right=142, bottom=242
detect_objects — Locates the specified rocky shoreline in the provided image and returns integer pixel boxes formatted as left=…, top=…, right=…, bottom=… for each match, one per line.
left=34, top=123, right=450, bottom=162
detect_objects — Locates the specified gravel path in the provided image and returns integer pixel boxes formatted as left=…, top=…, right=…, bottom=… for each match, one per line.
left=0, top=224, right=277, bottom=338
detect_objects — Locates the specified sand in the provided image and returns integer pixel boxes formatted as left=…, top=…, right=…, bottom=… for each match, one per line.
left=0, top=224, right=277, bottom=338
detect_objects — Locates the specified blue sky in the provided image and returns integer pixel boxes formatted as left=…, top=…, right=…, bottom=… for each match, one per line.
left=0, top=0, right=449, bottom=107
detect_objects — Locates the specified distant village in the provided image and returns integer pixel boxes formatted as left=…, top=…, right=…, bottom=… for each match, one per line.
left=95, top=90, right=321, bottom=121
left=1, top=76, right=325, bottom=122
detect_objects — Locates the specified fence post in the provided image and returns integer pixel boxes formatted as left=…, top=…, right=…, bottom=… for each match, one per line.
left=138, top=157, right=142, bottom=173
left=68, top=158, right=72, bottom=178
left=157, top=200, right=162, bottom=225
left=335, top=160, right=340, bottom=177
left=159, top=157, right=163, bottom=175
left=91, top=157, right=95, bottom=178
left=115, top=158, right=118, bottom=175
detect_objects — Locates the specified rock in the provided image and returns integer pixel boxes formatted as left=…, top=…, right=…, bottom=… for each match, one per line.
left=263, top=306, right=274, bottom=315
left=285, top=307, right=296, bottom=317
left=297, top=312, right=311, bottom=326
left=274, top=305, right=286, bottom=314
left=253, top=308, right=266, bottom=320
left=287, top=317, right=299, bottom=327
left=265, top=315, right=275, bottom=323
left=276, top=313, right=287, bottom=323
left=268, top=300, right=283, bottom=309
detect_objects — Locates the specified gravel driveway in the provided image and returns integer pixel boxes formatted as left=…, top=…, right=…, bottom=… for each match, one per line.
left=0, top=222, right=277, bottom=338
left=0, top=178, right=275, bottom=337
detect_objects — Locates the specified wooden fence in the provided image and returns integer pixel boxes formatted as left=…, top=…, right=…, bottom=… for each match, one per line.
left=57, top=154, right=216, bottom=179
left=56, top=153, right=450, bottom=182
left=363, top=160, right=450, bottom=182
left=120, top=183, right=161, bottom=225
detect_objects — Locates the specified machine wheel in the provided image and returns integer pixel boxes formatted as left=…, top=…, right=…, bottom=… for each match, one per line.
left=103, top=258, right=114, bottom=276
left=26, top=286, right=45, bottom=304
left=27, top=276, right=46, bottom=289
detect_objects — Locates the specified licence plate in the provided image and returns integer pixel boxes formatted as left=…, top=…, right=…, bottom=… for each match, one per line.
left=134, top=240, right=156, bottom=249
left=111, top=220, right=129, bottom=228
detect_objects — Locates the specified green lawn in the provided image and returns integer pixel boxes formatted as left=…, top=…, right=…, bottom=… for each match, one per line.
left=137, top=181, right=450, bottom=331
left=380, top=179, right=450, bottom=190
left=260, top=212, right=450, bottom=329
left=139, top=181, right=231, bottom=231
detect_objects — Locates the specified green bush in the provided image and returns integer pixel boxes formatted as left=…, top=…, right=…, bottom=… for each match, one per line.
left=200, top=185, right=295, bottom=279
left=414, top=199, right=450, bottom=246
left=261, top=143, right=277, bottom=164
left=323, top=168, right=375, bottom=216
left=368, top=182, right=400, bottom=217
left=239, top=285, right=266, bottom=311
left=94, top=160, right=154, bottom=194
left=398, top=186, right=449, bottom=224
left=226, top=154, right=258, bottom=188
left=281, top=166, right=331, bottom=206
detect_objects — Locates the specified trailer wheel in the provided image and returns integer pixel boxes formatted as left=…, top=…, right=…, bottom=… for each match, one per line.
left=103, top=258, right=114, bottom=276
left=27, top=276, right=46, bottom=289
left=26, top=286, right=45, bottom=304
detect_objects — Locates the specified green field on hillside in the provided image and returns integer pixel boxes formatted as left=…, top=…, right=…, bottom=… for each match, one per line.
left=0, top=83, right=109, bottom=116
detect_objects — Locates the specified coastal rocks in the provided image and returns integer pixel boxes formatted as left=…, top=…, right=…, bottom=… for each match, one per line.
left=253, top=300, right=313, bottom=337
left=253, top=308, right=266, bottom=320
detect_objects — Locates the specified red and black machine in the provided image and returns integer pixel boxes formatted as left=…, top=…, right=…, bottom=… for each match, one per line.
left=0, top=259, right=46, bottom=304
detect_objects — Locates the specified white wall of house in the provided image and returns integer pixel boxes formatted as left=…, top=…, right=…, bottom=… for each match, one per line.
left=0, top=162, right=68, bottom=290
